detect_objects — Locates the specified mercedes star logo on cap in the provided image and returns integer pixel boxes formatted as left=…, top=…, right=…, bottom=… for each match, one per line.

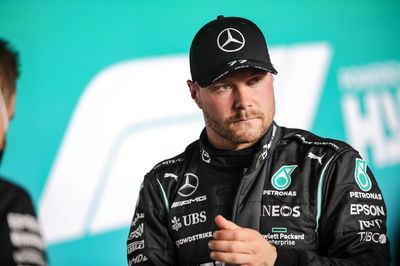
left=178, top=173, right=199, bottom=197
left=217, top=28, right=245, bottom=52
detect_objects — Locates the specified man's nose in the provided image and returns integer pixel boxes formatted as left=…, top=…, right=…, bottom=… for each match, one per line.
left=234, top=86, right=252, bottom=110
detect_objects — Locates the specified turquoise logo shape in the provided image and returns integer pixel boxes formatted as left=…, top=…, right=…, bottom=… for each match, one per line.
left=271, top=165, right=297, bottom=190
left=355, top=158, right=372, bottom=192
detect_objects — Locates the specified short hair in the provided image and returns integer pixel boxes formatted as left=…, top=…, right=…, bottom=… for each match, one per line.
left=0, top=39, right=20, bottom=97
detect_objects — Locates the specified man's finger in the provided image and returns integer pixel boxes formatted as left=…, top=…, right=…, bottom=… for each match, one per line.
left=212, top=228, right=249, bottom=241
left=208, top=239, right=250, bottom=253
left=210, top=251, right=253, bottom=265
left=214, top=215, right=240, bottom=230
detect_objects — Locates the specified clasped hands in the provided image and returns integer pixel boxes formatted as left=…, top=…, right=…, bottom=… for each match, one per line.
left=208, top=215, right=277, bottom=266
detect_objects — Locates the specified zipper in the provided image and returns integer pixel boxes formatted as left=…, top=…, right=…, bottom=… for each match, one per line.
left=231, top=125, right=277, bottom=222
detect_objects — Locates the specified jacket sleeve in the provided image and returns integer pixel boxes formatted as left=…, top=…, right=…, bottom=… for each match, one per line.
left=126, top=174, right=176, bottom=265
left=275, top=150, right=391, bottom=266
left=0, top=180, right=47, bottom=266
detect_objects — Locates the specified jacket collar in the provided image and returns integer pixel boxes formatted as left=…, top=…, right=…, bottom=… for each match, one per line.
left=198, top=121, right=280, bottom=170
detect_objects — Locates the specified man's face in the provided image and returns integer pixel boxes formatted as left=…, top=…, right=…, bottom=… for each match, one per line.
left=0, top=85, right=16, bottom=151
left=188, top=69, right=275, bottom=150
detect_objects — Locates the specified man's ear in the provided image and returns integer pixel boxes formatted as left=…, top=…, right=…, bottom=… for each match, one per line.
left=187, top=80, right=202, bottom=109
left=7, top=92, right=16, bottom=120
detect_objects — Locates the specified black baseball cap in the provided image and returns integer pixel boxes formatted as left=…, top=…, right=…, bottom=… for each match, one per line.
left=189, top=15, right=277, bottom=88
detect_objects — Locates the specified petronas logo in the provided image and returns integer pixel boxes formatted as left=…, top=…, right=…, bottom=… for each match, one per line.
left=355, top=159, right=372, bottom=192
left=271, top=165, right=297, bottom=190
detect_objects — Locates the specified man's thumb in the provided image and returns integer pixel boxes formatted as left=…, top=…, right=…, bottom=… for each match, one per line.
left=214, top=215, right=240, bottom=230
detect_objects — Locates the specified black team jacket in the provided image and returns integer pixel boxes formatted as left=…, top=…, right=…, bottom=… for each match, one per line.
left=0, top=178, right=47, bottom=266
left=126, top=122, right=391, bottom=265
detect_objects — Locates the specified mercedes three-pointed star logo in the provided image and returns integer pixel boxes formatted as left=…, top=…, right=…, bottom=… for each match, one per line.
left=217, top=28, right=245, bottom=52
left=178, top=173, right=199, bottom=197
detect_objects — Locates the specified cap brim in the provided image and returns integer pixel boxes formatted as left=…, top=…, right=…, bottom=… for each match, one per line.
left=196, top=60, right=277, bottom=88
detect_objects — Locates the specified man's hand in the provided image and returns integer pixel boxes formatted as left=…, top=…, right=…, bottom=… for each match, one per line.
left=208, top=215, right=277, bottom=266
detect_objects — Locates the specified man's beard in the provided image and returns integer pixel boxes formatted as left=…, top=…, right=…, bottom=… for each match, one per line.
left=204, top=108, right=273, bottom=145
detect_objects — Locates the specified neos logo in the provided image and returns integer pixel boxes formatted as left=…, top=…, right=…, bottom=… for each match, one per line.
left=39, top=43, right=332, bottom=244
left=262, top=205, right=301, bottom=217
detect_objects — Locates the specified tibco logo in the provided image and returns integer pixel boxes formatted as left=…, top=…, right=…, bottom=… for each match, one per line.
left=358, top=232, right=387, bottom=244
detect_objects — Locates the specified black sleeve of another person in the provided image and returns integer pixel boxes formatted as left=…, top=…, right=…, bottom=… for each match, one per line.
left=0, top=178, right=47, bottom=266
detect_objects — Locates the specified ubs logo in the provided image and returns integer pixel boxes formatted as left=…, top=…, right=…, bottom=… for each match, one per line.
left=171, top=211, right=207, bottom=232
left=178, top=173, right=199, bottom=197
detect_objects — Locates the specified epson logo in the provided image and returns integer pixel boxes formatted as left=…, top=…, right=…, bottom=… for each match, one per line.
left=359, top=219, right=383, bottom=230
left=171, top=195, right=207, bottom=208
left=350, top=204, right=385, bottom=216
left=262, top=205, right=300, bottom=217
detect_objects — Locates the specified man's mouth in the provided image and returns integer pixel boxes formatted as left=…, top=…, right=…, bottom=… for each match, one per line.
left=228, top=110, right=264, bottom=124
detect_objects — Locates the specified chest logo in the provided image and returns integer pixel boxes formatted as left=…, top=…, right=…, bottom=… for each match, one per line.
left=271, top=165, right=297, bottom=190
left=201, top=149, right=211, bottom=163
left=171, top=216, right=182, bottom=231
left=307, top=152, right=325, bottom=165
left=355, top=159, right=372, bottom=192
left=178, top=173, right=199, bottom=197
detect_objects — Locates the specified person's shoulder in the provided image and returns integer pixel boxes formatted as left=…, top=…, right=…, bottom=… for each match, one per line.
left=279, top=126, right=353, bottom=154
left=0, top=177, right=31, bottom=200
left=147, top=139, right=200, bottom=177
left=0, top=177, right=35, bottom=215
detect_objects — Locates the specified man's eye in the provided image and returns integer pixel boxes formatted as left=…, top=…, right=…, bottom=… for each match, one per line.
left=249, top=77, right=262, bottom=84
left=215, top=85, right=230, bottom=91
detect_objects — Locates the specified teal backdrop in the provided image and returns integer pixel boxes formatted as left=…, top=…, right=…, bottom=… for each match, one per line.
left=1, top=0, right=399, bottom=265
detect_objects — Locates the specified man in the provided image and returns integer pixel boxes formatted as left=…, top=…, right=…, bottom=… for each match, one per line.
left=126, top=16, right=391, bottom=265
left=0, top=39, right=47, bottom=266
